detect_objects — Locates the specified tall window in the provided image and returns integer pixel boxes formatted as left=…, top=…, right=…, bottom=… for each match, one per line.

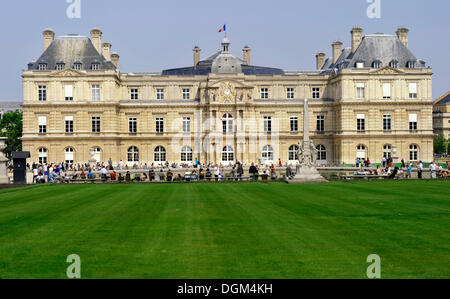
left=222, top=114, right=233, bottom=133
left=182, top=117, right=191, bottom=133
left=383, top=114, right=392, bottom=131
left=356, top=83, right=365, bottom=99
left=357, top=114, right=365, bottom=132
left=182, top=88, right=191, bottom=100
left=130, top=89, right=139, bottom=100
left=317, top=115, right=325, bottom=132
left=92, top=116, right=101, bottom=133
left=409, top=83, right=417, bottom=99
left=156, top=117, right=164, bottom=133
left=154, top=146, right=166, bottom=162
left=127, top=146, right=139, bottom=162
left=38, top=85, right=47, bottom=102
left=356, top=145, right=367, bottom=159
left=181, top=146, right=193, bottom=162
left=65, top=85, right=73, bottom=101
left=65, top=147, right=74, bottom=164
left=382, top=83, right=391, bottom=99
left=286, top=88, right=295, bottom=99
left=409, top=145, right=419, bottom=161
left=312, top=88, right=320, bottom=99
left=129, top=117, right=137, bottom=133
left=156, top=88, right=165, bottom=100
left=222, top=146, right=234, bottom=162
left=383, top=145, right=392, bottom=159
left=316, top=145, right=327, bottom=161
left=264, top=116, right=272, bottom=133
left=260, top=88, right=269, bottom=99
left=38, top=116, right=47, bottom=133
left=409, top=114, right=418, bottom=131
left=92, top=84, right=100, bottom=102
left=289, top=145, right=299, bottom=161
left=38, top=148, right=48, bottom=164
left=65, top=116, right=74, bottom=133
left=262, top=145, right=274, bottom=161
left=290, top=116, right=298, bottom=132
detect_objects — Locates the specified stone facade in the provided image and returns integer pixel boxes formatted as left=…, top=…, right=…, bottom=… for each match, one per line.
left=433, top=92, right=450, bottom=139
left=21, top=27, right=434, bottom=166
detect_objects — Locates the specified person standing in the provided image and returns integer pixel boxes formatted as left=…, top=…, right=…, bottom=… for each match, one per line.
left=430, top=161, right=437, bottom=179
left=237, top=162, right=244, bottom=181
left=249, top=163, right=258, bottom=181
left=417, top=161, right=423, bottom=179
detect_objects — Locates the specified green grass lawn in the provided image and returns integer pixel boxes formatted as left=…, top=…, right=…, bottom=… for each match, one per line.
left=0, top=180, right=449, bottom=279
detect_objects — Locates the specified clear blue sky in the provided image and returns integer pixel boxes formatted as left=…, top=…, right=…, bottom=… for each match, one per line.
left=0, top=0, right=448, bottom=101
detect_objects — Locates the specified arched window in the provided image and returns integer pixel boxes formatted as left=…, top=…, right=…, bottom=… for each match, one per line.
left=409, top=144, right=419, bottom=161
left=38, top=148, right=48, bottom=164
left=154, top=146, right=166, bottom=162
left=372, top=60, right=382, bottom=69
left=389, top=60, right=398, bottom=68
left=222, top=114, right=233, bottom=133
left=127, top=146, right=139, bottom=162
left=262, top=145, right=274, bottom=162
left=65, top=147, right=75, bottom=164
left=289, top=145, right=299, bottom=161
left=383, top=145, right=392, bottom=159
left=181, top=146, right=193, bottom=162
left=317, top=145, right=327, bottom=161
left=356, top=145, right=367, bottom=159
left=221, top=146, right=234, bottom=162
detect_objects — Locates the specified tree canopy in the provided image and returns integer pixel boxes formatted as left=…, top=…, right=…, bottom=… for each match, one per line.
left=0, top=110, right=22, bottom=159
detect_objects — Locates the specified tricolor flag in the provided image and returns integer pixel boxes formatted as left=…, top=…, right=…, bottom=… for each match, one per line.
left=218, top=24, right=226, bottom=33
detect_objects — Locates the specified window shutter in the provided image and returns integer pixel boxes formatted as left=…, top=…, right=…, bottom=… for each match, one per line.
left=409, top=114, right=417, bottom=122
left=38, top=116, right=47, bottom=126
left=65, top=85, right=73, bottom=97
left=409, top=83, right=417, bottom=94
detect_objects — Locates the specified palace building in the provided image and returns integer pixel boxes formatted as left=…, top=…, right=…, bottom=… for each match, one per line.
left=21, top=27, right=434, bottom=166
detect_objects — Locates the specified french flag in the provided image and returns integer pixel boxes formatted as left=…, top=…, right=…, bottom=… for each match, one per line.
left=219, top=24, right=226, bottom=33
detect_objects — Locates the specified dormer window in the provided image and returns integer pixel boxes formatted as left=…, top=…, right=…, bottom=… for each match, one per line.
left=389, top=60, right=398, bottom=68
left=372, top=60, right=382, bottom=69
left=38, top=63, right=47, bottom=71
left=355, top=61, right=365, bottom=69
left=91, top=63, right=100, bottom=70
left=73, top=62, right=82, bottom=70
left=55, top=63, right=65, bottom=71
left=407, top=60, right=416, bottom=69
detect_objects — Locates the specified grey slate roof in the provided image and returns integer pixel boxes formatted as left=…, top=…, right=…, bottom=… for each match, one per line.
left=28, top=35, right=116, bottom=71
left=324, top=34, right=425, bottom=70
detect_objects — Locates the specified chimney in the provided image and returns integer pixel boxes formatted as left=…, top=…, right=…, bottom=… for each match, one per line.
left=193, top=46, right=201, bottom=67
left=396, top=27, right=409, bottom=48
left=90, top=28, right=102, bottom=54
left=351, top=27, right=363, bottom=53
left=315, top=52, right=326, bottom=70
left=332, top=41, right=343, bottom=64
left=102, top=42, right=112, bottom=61
left=43, top=28, right=55, bottom=52
left=111, top=53, right=120, bottom=69
left=243, top=46, right=251, bottom=65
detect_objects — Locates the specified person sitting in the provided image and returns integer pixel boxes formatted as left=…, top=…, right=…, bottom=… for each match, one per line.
left=118, top=173, right=124, bottom=183
left=110, top=171, right=117, bottom=181
left=87, top=170, right=95, bottom=180
left=167, top=170, right=173, bottom=182
left=142, top=172, right=148, bottom=181
left=205, top=169, right=212, bottom=181
left=149, top=169, right=155, bottom=182
left=80, top=171, right=86, bottom=180
left=125, top=171, right=131, bottom=182
left=184, top=171, right=191, bottom=182
left=389, top=167, right=399, bottom=179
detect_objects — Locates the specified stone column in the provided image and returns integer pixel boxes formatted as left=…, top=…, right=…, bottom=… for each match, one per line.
left=0, top=137, right=10, bottom=184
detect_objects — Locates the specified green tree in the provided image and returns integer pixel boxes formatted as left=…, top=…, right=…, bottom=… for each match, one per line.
left=0, top=110, right=22, bottom=158
left=433, top=134, right=447, bottom=154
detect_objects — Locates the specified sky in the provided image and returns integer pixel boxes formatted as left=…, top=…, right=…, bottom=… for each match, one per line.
left=0, top=0, right=448, bottom=101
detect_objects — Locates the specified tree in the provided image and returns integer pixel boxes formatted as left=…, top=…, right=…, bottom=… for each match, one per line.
left=0, top=110, right=22, bottom=159
left=434, top=134, right=447, bottom=154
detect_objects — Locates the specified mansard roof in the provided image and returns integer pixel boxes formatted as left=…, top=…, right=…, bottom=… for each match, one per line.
left=324, top=34, right=425, bottom=70
left=29, top=35, right=116, bottom=71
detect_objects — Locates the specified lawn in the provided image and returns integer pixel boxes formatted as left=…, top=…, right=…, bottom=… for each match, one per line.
left=0, top=180, right=448, bottom=279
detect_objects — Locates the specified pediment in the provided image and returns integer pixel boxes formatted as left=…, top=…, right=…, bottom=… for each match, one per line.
left=370, top=66, right=405, bottom=75
left=50, top=68, right=85, bottom=77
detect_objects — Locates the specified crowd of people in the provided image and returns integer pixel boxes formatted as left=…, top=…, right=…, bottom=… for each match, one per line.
left=23, top=156, right=450, bottom=184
